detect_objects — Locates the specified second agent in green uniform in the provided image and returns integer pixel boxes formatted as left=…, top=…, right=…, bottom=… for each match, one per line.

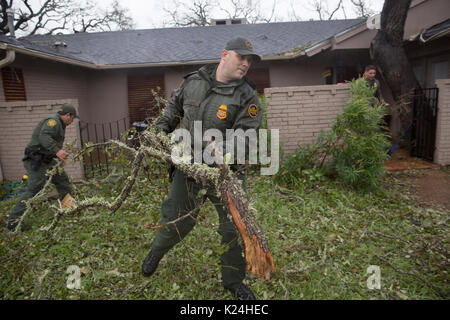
left=6, top=104, right=78, bottom=231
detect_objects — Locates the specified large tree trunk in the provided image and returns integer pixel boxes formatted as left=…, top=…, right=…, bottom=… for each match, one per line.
left=370, top=0, right=420, bottom=141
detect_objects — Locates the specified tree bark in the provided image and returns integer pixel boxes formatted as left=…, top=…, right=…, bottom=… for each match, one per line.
left=370, top=0, right=420, bottom=139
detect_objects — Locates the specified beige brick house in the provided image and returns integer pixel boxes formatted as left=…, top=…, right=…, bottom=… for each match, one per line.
left=0, top=0, right=449, bottom=181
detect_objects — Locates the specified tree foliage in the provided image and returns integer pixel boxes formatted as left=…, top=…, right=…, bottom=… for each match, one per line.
left=163, top=0, right=278, bottom=26
left=275, top=79, right=390, bottom=192
left=290, top=0, right=376, bottom=21
left=163, top=0, right=215, bottom=27
left=0, top=0, right=134, bottom=36
left=163, top=0, right=379, bottom=27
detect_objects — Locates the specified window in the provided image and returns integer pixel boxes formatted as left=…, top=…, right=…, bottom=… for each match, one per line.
left=431, top=60, right=448, bottom=87
left=322, top=67, right=333, bottom=85
left=1, top=67, right=27, bottom=101
left=127, top=74, right=165, bottom=124
left=335, top=66, right=358, bottom=84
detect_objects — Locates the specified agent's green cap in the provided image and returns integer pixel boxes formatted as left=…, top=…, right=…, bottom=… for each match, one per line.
left=225, top=37, right=261, bottom=62
left=58, top=103, right=79, bottom=119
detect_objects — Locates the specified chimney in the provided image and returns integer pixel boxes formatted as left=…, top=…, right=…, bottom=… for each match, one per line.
left=210, top=18, right=247, bottom=26
left=6, top=8, right=15, bottom=38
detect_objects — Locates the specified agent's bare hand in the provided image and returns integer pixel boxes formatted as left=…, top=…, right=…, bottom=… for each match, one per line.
left=56, top=150, right=69, bottom=161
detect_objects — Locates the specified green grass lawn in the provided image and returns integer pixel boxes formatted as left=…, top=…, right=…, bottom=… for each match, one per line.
left=0, top=166, right=448, bottom=300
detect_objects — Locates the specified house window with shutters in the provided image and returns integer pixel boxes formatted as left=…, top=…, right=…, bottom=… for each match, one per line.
left=127, top=74, right=165, bottom=124
left=1, top=67, right=27, bottom=101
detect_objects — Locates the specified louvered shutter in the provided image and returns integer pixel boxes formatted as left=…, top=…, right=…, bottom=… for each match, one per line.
left=127, top=74, right=165, bottom=124
left=1, top=67, right=27, bottom=101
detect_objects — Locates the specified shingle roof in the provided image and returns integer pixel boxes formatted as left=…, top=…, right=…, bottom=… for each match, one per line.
left=0, top=19, right=365, bottom=66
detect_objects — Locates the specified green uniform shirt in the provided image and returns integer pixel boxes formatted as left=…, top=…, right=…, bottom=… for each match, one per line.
left=366, top=78, right=382, bottom=101
left=26, top=114, right=66, bottom=157
left=157, top=64, right=262, bottom=160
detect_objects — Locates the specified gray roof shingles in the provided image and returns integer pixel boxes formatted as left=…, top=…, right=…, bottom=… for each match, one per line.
left=0, top=19, right=365, bottom=66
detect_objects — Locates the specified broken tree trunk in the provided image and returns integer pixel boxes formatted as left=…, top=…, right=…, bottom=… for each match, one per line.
left=370, top=0, right=420, bottom=137
left=219, top=170, right=275, bottom=280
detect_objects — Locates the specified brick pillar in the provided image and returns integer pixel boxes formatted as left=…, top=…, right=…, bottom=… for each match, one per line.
left=434, top=79, right=450, bottom=165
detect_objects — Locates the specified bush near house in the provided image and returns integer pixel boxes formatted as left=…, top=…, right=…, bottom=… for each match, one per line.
left=275, top=79, right=390, bottom=192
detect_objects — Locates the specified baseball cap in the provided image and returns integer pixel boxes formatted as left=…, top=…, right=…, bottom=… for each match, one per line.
left=59, top=103, right=79, bottom=118
left=225, top=37, right=261, bottom=62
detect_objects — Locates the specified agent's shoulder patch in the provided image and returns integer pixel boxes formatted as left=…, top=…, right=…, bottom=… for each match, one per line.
left=248, top=104, right=258, bottom=118
left=46, top=119, right=57, bottom=127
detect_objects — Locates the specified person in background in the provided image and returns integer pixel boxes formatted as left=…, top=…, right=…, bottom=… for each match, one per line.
left=5, top=104, right=78, bottom=232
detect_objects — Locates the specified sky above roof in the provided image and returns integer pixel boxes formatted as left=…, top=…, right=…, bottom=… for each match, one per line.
left=108, top=0, right=384, bottom=30
left=16, top=0, right=384, bottom=36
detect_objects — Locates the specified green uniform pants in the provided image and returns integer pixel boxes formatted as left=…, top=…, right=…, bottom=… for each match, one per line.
left=8, top=159, right=71, bottom=223
left=151, top=169, right=246, bottom=288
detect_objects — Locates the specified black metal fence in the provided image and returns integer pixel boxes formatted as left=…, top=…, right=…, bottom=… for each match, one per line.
left=411, top=87, right=439, bottom=161
left=79, top=117, right=130, bottom=179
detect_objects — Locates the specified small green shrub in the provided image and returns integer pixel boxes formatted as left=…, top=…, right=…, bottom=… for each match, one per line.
left=275, top=79, right=390, bottom=192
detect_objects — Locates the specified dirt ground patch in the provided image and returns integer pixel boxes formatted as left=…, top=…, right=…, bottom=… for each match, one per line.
left=404, top=169, right=450, bottom=210
left=386, top=169, right=450, bottom=211
left=384, top=149, right=450, bottom=210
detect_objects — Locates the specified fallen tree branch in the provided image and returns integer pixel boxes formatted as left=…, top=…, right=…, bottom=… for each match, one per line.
left=14, top=163, right=63, bottom=233
left=30, top=124, right=276, bottom=280
left=42, top=150, right=145, bottom=232
left=144, top=207, right=200, bottom=230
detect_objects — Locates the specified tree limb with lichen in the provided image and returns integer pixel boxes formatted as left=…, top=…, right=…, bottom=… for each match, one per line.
left=26, top=122, right=276, bottom=280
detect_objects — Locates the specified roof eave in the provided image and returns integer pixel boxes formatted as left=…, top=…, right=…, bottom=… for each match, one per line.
left=305, top=20, right=368, bottom=57
left=96, top=59, right=221, bottom=69
left=305, top=41, right=332, bottom=57
left=2, top=41, right=311, bottom=68
left=3, top=43, right=96, bottom=69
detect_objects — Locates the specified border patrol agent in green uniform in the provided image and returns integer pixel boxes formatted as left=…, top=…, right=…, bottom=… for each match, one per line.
left=5, top=104, right=78, bottom=231
left=364, top=65, right=383, bottom=105
left=141, top=38, right=262, bottom=300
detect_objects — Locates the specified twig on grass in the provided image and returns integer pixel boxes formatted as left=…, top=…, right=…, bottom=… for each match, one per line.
left=375, top=254, right=445, bottom=299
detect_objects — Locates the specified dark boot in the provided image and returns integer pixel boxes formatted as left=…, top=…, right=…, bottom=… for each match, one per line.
left=5, top=220, right=31, bottom=232
left=142, top=249, right=163, bottom=277
left=225, top=283, right=256, bottom=300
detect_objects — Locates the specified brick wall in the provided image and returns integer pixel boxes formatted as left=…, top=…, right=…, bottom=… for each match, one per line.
left=264, top=84, right=350, bottom=155
left=0, top=99, right=84, bottom=182
left=265, top=81, right=450, bottom=166
left=435, top=79, right=450, bottom=165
